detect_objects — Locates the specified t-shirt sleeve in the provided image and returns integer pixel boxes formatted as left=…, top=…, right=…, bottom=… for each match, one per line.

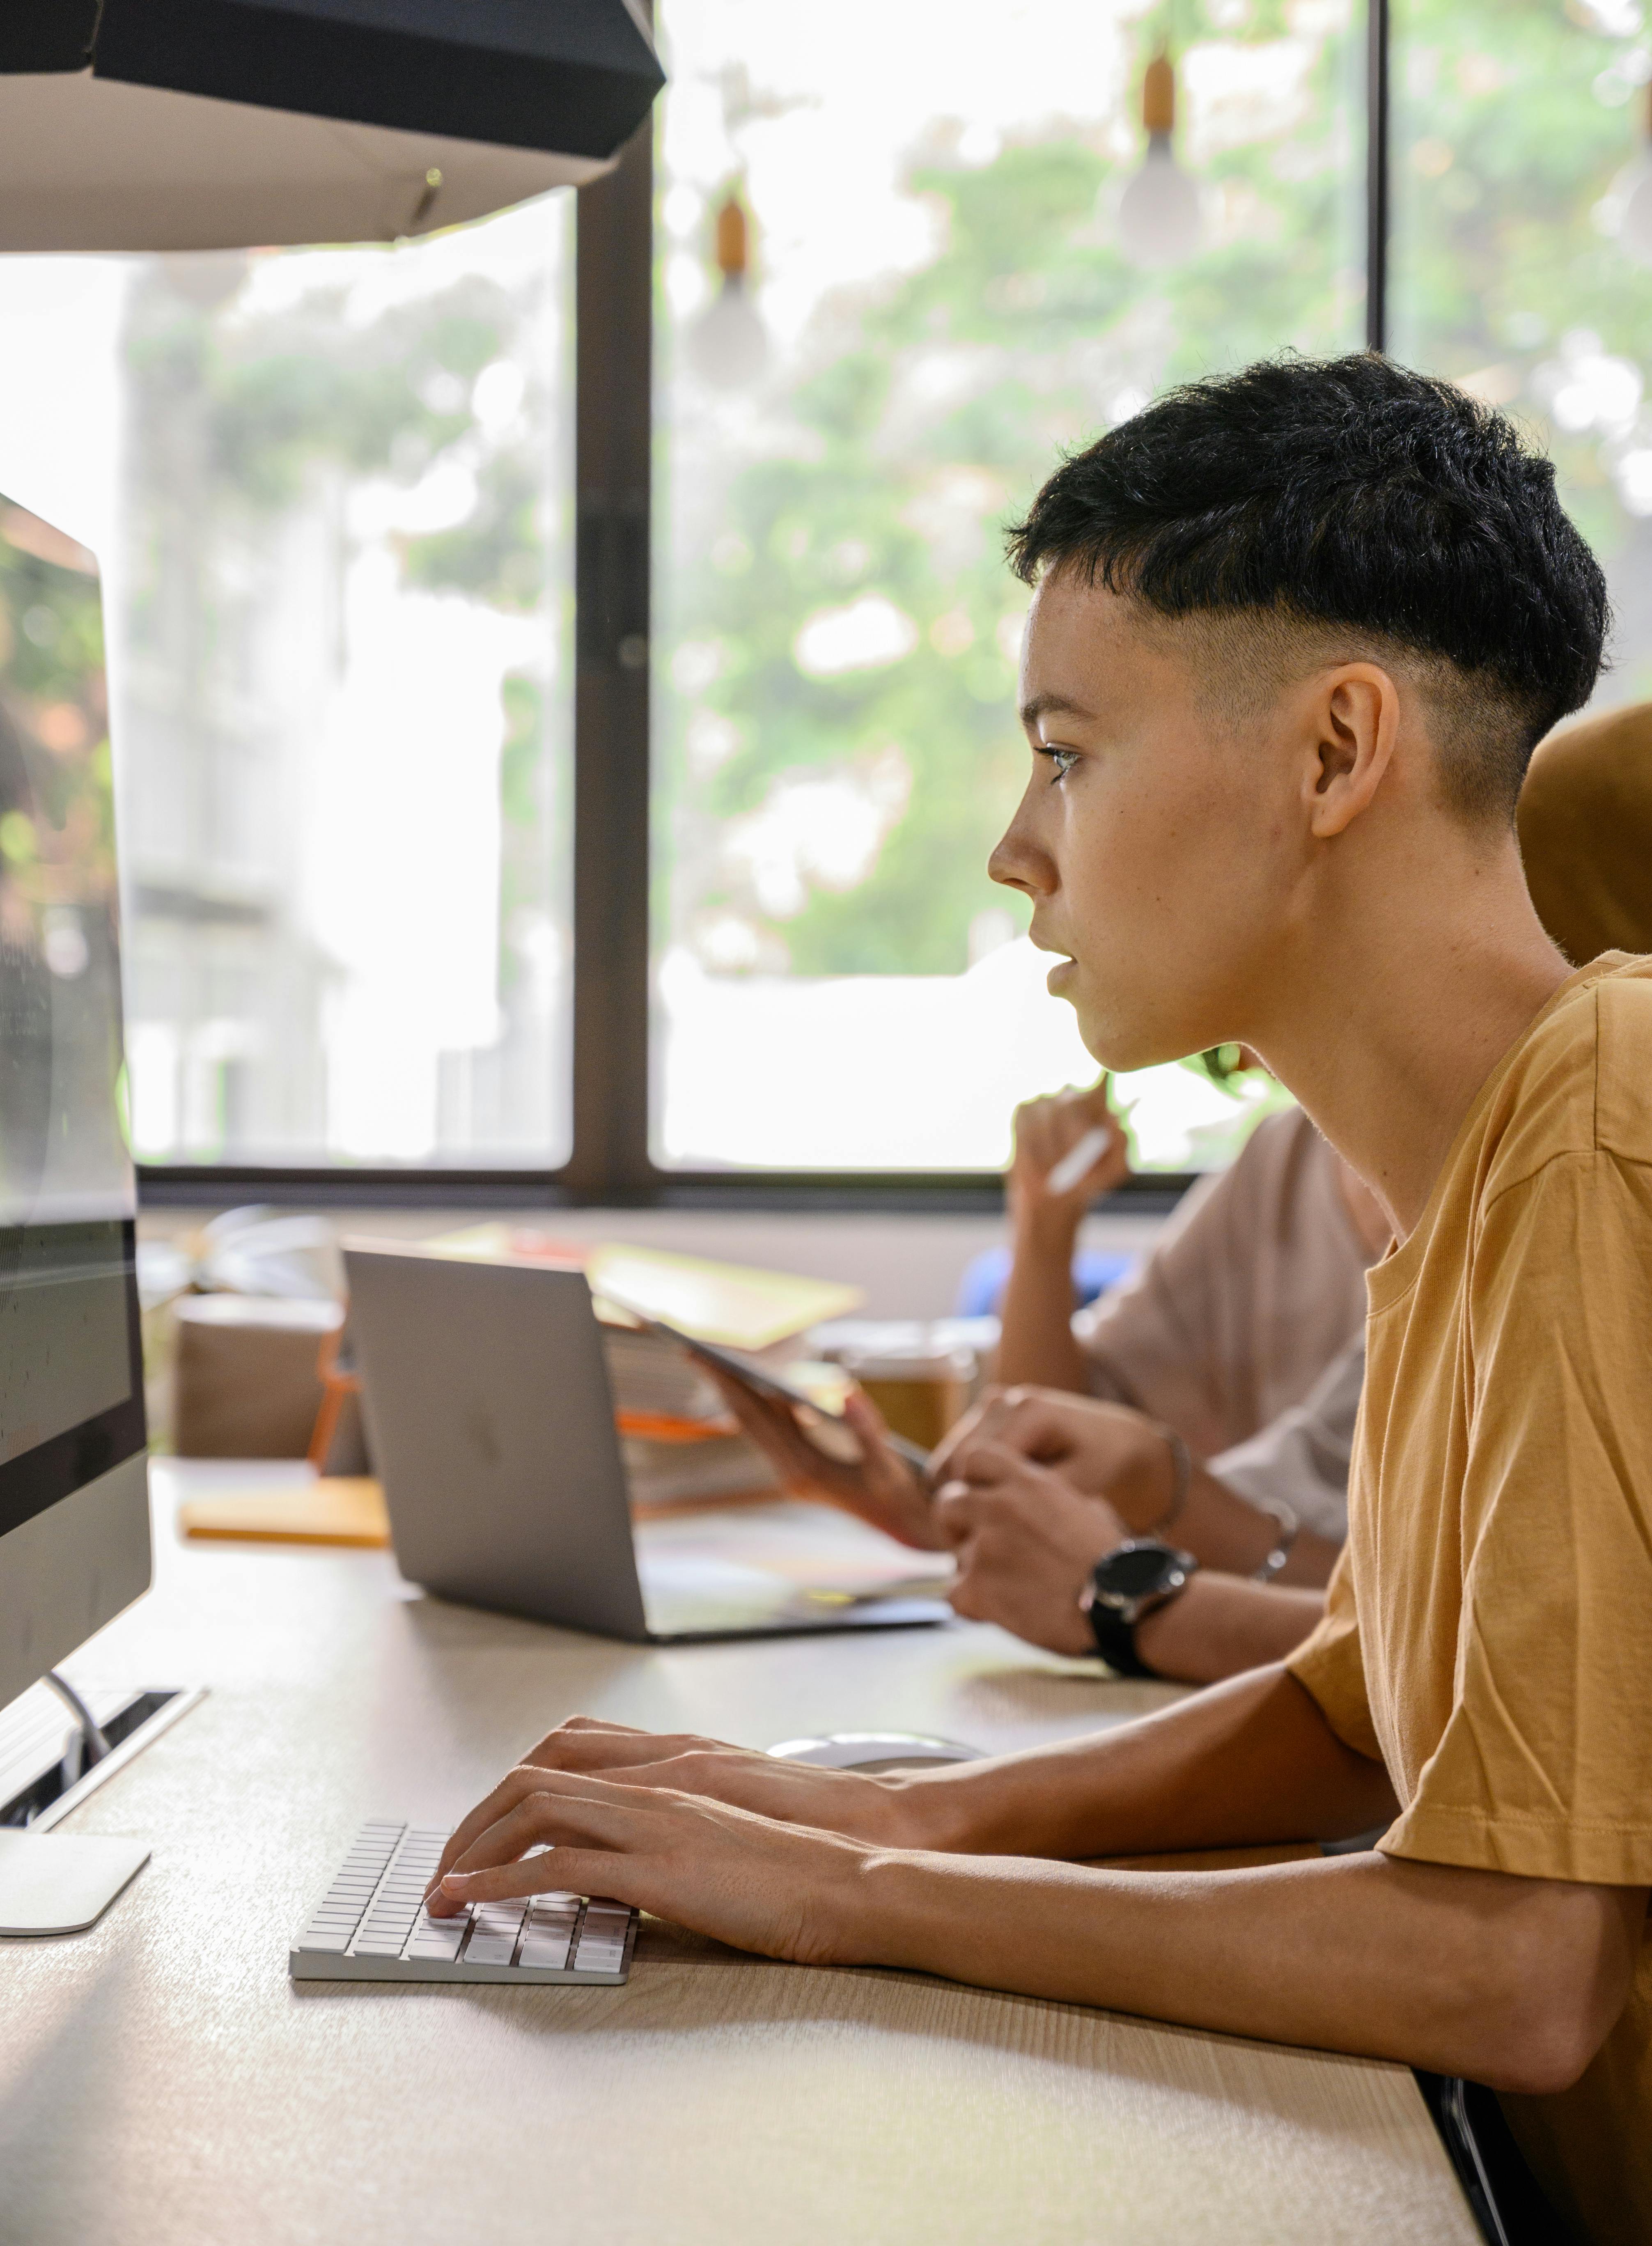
left=1286, top=1545, right=1385, bottom=1762
left=1381, top=1145, right=1652, bottom=1886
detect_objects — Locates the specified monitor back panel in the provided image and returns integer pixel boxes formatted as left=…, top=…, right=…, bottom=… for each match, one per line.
left=343, top=1248, right=649, bottom=1641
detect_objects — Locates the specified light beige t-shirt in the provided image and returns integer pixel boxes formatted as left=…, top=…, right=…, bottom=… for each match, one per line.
left=1287, top=954, right=1652, bottom=2246
left=1074, top=1105, right=1372, bottom=1460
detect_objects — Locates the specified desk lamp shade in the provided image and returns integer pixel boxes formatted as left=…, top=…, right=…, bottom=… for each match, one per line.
left=0, top=0, right=665, bottom=250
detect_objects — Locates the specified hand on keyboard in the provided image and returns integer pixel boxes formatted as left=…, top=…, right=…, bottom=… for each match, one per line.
left=424, top=1714, right=926, bottom=1904
left=421, top=1759, right=894, bottom=1973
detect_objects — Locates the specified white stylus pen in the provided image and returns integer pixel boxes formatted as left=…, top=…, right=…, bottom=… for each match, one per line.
left=1046, top=1123, right=1114, bottom=1196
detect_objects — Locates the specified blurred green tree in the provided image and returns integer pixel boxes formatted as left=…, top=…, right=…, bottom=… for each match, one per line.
left=656, top=4, right=1359, bottom=984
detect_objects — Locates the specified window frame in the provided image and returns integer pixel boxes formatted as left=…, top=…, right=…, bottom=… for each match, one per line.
left=137, top=3, right=1392, bottom=1214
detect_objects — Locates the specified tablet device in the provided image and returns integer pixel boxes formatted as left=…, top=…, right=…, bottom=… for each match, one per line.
left=599, top=1300, right=933, bottom=1478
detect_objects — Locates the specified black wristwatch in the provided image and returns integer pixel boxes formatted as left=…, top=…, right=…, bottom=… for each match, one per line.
left=1080, top=1539, right=1199, bottom=1678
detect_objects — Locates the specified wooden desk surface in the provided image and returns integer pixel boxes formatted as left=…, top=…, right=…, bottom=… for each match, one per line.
left=0, top=1464, right=1479, bottom=2246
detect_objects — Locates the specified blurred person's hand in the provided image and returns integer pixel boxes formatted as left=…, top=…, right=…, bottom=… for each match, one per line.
left=934, top=1443, right=1127, bottom=1654
left=932, top=1384, right=1177, bottom=1533
left=705, top=1367, right=943, bottom=1551
left=936, top=1384, right=1341, bottom=1590
left=1007, top=1076, right=1129, bottom=1241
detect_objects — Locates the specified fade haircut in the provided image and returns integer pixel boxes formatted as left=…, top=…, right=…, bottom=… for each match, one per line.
left=1005, top=354, right=1609, bottom=821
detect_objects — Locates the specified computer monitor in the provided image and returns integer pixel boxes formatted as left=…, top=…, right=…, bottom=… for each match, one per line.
left=0, top=495, right=149, bottom=1768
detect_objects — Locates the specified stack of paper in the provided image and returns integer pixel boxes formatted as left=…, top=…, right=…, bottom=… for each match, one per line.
left=620, top=1429, right=779, bottom=1510
left=600, top=1324, right=779, bottom=1511
left=602, top=1326, right=725, bottom=1424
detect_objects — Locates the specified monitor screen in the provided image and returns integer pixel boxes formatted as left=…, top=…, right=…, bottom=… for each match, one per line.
left=0, top=497, right=143, bottom=1551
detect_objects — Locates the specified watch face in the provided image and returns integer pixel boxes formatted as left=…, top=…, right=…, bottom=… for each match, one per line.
left=1099, top=1543, right=1181, bottom=1601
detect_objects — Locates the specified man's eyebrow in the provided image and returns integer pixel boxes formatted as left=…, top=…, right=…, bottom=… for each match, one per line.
left=1019, top=691, right=1096, bottom=730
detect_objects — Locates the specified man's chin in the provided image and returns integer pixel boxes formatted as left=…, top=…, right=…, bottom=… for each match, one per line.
left=1067, top=997, right=1189, bottom=1075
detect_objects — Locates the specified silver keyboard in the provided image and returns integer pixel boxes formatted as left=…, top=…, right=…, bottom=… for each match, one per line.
left=289, top=1821, right=638, bottom=1984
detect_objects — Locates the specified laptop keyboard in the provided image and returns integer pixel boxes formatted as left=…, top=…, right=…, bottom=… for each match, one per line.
left=289, top=1821, right=638, bottom=1984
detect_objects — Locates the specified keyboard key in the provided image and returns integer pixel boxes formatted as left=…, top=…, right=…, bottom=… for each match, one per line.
left=574, top=1936, right=626, bottom=1960
left=463, top=1900, right=528, bottom=1965
left=463, top=1935, right=519, bottom=1965
left=519, top=1932, right=572, bottom=1970
left=405, top=1918, right=468, bottom=1962
left=519, top=1898, right=578, bottom=1969
left=573, top=1944, right=626, bottom=1974
left=580, top=1920, right=629, bottom=1943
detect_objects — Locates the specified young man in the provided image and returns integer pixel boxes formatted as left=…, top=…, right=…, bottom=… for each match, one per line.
left=427, top=357, right=1650, bottom=2244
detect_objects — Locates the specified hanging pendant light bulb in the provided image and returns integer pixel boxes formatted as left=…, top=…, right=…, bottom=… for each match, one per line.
left=687, top=191, right=771, bottom=389
left=1613, top=85, right=1652, bottom=266
left=1117, top=51, right=1202, bottom=269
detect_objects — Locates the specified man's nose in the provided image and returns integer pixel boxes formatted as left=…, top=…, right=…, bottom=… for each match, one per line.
left=988, top=795, right=1054, bottom=898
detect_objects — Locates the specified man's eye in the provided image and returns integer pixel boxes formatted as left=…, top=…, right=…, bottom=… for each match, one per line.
left=1047, top=748, right=1079, bottom=782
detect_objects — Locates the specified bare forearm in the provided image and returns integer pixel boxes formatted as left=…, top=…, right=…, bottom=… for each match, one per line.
left=996, top=1222, right=1090, bottom=1391
left=430, top=1725, right=1641, bottom=2100
left=1172, top=1466, right=1339, bottom=1588
left=842, top=1847, right=1636, bottom=2094
left=1133, top=1573, right=1325, bottom=1684
left=895, top=1664, right=1395, bottom=1860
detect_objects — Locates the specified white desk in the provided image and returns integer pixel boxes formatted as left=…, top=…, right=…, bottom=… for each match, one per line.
left=0, top=1464, right=1479, bottom=2245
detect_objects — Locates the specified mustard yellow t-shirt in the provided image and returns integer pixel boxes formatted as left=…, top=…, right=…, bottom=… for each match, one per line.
left=1287, top=953, right=1652, bottom=2246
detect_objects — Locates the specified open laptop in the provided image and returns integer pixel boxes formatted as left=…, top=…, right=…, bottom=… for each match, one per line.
left=342, top=1243, right=953, bottom=1642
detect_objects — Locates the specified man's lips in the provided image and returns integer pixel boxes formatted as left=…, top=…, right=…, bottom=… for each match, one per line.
left=1028, top=925, right=1077, bottom=993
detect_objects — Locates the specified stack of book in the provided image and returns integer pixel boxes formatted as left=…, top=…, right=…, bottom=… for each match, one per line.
left=601, top=1324, right=781, bottom=1510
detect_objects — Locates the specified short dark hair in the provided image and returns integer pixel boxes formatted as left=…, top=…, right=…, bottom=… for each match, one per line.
left=1005, top=353, right=1608, bottom=819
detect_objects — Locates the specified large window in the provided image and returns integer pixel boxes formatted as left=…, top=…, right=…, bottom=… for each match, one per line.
left=0, top=196, right=574, bottom=1174
left=651, top=0, right=1360, bottom=1172
left=2, top=3, right=1639, bottom=1200
left=1390, top=0, right=1652, bottom=706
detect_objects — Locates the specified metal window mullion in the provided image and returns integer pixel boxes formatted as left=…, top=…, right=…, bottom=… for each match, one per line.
left=1366, top=0, right=1390, bottom=354
left=567, top=115, right=655, bottom=1200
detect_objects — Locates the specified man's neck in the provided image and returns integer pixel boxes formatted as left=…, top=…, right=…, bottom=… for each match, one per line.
left=1249, top=842, right=1574, bottom=1241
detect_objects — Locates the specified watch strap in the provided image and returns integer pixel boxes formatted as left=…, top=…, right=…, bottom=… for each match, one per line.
left=1082, top=1541, right=1199, bottom=1679
left=1084, top=1594, right=1156, bottom=1678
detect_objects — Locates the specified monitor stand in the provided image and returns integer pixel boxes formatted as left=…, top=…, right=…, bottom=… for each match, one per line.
left=0, top=1828, right=150, bottom=1934
left=0, top=1671, right=202, bottom=1937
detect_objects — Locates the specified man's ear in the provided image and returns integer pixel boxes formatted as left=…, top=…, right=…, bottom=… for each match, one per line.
left=1306, top=664, right=1400, bottom=839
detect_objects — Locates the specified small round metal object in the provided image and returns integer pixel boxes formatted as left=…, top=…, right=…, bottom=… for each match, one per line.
left=766, top=1731, right=984, bottom=1775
